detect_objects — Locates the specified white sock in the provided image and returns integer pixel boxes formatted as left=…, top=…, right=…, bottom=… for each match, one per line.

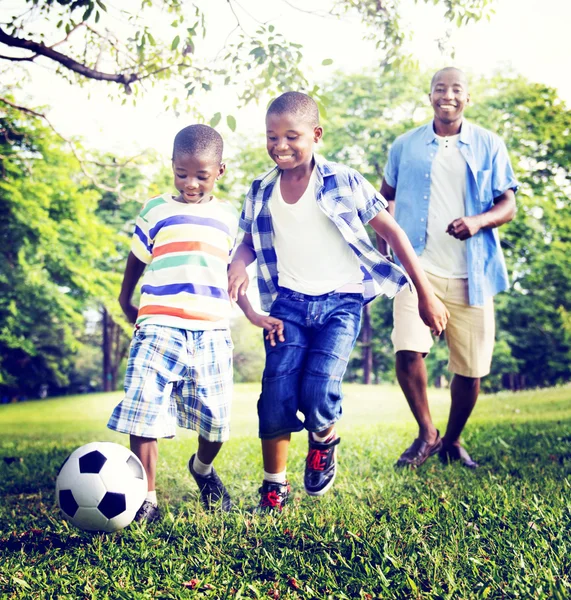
left=263, top=469, right=287, bottom=484
left=192, top=454, right=213, bottom=476
left=312, top=429, right=336, bottom=443
left=146, top=490, right=157, bottom=504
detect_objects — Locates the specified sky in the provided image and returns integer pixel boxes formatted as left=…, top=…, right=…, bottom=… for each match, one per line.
left=2, top=0, right=571, bottom=161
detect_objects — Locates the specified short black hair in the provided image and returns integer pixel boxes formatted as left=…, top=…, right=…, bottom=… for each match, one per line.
left=172, top=124, right=223, bottom=162
left=430, top=67, right=469, bottom=91
left=266, top=91, right=320, bottom=126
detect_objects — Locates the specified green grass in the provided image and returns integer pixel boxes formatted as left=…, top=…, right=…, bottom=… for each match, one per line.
left=0, top=384, right=570, bottom=599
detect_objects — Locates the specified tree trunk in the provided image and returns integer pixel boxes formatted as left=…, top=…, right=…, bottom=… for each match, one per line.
left=362, top=303, right=372, bottom=385
left=102, top=307, right=112, bottom=392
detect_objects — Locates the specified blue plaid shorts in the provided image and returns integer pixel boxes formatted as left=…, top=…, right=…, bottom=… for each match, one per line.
left=107, top=324, right=233, bottom=442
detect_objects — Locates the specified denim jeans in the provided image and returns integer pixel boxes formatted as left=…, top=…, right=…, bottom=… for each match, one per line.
left=258, top=288, right=363, bottom=439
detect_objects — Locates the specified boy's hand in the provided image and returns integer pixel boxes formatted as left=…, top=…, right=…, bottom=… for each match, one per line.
left=418, top=293, right=449, bottom=336
left=249, top=314, right=285, bottom=347
left=122, top=302, right=139, bottom=325
left=228, top=263, right=249, bottom=302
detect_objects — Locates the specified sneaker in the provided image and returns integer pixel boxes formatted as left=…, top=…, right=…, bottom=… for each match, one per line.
left=134, top=499, right=161, bottom=523
left=188, top=454, right=232, bottom=512
left=257, top=480, right=291, bottom=512
left=304, top=434, right=341, bottom=496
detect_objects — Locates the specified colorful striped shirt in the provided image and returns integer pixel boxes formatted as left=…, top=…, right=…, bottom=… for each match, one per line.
left=131, top=193, right=239, bottom=330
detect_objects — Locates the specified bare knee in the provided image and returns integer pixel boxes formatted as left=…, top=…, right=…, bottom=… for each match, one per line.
left=396, top=350, right=424, bottom=373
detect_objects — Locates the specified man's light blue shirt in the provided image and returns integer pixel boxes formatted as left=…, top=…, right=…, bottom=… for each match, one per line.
left=384, top=119, right=517, bottom=306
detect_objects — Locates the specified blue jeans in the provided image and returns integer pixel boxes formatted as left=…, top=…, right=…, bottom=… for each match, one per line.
left=258, top=289, right=363, bottom=439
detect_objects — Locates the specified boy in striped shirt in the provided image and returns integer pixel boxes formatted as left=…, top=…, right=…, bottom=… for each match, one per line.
left=108, top=124, right=283, bottom=522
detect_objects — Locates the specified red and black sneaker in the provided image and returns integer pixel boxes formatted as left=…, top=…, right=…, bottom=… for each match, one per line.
left=304, top=434, right=341, bottom=496
left=257, top=480, right=291, bottom=513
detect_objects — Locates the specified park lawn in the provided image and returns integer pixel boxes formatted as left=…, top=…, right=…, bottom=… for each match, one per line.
left=0, top=384, right=569, bottom=599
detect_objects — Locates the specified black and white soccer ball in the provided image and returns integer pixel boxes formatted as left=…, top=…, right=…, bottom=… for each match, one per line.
left=56, top=442, right=147, bottom=532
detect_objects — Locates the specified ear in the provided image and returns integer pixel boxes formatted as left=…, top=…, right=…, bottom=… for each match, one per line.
left=217, top=163, right=226, bottom=179
left=314, top=126, right=323, bottom=143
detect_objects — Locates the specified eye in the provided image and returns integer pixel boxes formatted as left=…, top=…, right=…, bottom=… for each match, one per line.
left=176, top=173, right=187, bottom=178
left=287, top=135, right=298, bottom=140
left=267, top=136, right=277, bottom=141
left=198, top=176, right=209, bottom=181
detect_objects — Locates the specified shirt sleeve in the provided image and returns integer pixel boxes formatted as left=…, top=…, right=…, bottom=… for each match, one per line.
left=383, top=140, right=401, bottom=189
left=238, top=182, right=255, bottom=234
left=492, top=138, right=518, bottom=198
left=130, top=208, right=153, bottom=265
left=350, top=170, right=388, bottom=224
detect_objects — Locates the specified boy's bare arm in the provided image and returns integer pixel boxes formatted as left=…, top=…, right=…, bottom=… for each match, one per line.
left=119, top=252, right=147, bottom=324
left=228, top=233, right=256, bottom=302
left=235, top=293, right=285, bottom=347
left=368, top=210, right=449, bottom=336
left=375, top=179, right=396, bottom=256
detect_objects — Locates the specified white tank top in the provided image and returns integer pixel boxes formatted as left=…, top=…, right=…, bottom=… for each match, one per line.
left=269, top=168, right=363, bottom=295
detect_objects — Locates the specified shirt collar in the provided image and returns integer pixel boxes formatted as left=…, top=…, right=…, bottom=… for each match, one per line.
left=259, top=153, right=335, bottom=190
left=424, top=118, right=473, bottom=145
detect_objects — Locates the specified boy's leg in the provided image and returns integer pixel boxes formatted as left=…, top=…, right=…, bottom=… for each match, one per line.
left=301, top=294, right=362, bottom=496
left=130, top=435, right=161, bottom=522
left=257, top=295, right=309, bottom=511
left=179, top=330, right=234, bottom=511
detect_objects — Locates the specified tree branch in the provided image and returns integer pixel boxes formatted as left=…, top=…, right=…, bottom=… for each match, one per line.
left=0, top=96, right=142, bottom=197
left=0, top=26, right=138, bottom=87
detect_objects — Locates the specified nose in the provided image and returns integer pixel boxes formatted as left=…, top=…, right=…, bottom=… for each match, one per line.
left=275, top=138, right=289, bottom=151
left=442, top=87, right=454, bottom=99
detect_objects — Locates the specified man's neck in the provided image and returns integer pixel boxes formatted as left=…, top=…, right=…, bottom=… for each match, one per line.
left=433, top=117, right=463, bottom=137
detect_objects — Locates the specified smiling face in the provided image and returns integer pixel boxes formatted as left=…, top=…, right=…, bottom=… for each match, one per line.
left=266, top=112, right=323, bottom=173
left=429, top=68, right=470, bottom=131
left=172, top=151, right=225, bottom=204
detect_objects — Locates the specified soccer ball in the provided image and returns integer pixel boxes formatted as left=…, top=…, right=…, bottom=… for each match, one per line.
left=56, top=441, right=147, bottom=532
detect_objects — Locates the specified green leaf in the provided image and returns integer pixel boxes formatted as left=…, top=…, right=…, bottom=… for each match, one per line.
left=171, top=35, right=180, bottom=51
left=227, top=115, right=236, bottom=132
left=322, top=58, right=333, bottom=66
left=210, top=112, right=221, bottom=128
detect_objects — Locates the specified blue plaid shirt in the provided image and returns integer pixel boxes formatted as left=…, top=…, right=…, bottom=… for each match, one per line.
left=239, top=154, right=409, bottom=312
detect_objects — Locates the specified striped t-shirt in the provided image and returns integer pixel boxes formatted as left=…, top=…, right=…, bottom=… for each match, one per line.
left=131, top=193, right=239, bottom=330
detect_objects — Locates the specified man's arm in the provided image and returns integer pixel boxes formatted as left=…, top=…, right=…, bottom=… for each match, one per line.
left=118, top=251, right=147, bottom=324
left=376, top=179, right=396, bottom=256
left=369, top=209, right=449, bottom=336
left=447, top=189, right=516, bottom=240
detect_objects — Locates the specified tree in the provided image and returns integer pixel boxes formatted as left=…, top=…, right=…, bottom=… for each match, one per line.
left=0, top=101, right=122, bottom=397
left=0, top=0, right=496, bottom=126
left=321, top=68, right=571, bottom=389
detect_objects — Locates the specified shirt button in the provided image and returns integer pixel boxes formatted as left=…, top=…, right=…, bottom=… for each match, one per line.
left=419, top=237, right=423, bottom=241
left=423, top=196, right=428, bottom=200
left=425, top=173, right=429, bottom=178
left=420, top=218, right=425, bottom=222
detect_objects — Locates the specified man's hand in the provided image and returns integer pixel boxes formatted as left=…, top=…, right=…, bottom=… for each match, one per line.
left=418, top=293, right=449, bottom=336
left=446, top=215, right=482, bottom=240
left=228, top=263, right=249, bottom=302
left=249, top=313, right=285, bottom=347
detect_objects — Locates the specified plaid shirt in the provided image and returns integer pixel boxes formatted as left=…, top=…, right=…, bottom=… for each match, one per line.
left=239, top=154, right=409, bottom=312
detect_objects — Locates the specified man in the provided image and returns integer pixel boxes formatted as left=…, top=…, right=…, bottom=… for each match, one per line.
left=380, top=67, right=517, bottom=469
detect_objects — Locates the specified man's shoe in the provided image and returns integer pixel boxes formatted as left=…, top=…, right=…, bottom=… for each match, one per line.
left=188, top=454, right=232, bottom=511
left=257, top=480, right=291, bottom=512
left=395, top=432, right=442, bottom=468
left=304, top=434, right=341, bottom=496
left=439, top=443, right=479, bottom=469
left=134, top=499, right=161, bottom=523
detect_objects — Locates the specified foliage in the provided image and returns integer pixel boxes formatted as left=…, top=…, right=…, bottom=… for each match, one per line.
left=0, top=102, right=122, bottom=397
left=0, top=0, right=496, bottom=125
left=231, top=316, right=266, bottom=383
left=321, top=69, right=571, bottom=389
left=0, top=384, right=569, bottom=597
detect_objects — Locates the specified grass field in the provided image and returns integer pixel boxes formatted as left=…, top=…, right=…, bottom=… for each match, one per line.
left=0, top=383, right=570, bottom=599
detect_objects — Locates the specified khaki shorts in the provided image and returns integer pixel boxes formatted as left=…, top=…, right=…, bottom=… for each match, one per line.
left=391, top=272, right=495, bottom=378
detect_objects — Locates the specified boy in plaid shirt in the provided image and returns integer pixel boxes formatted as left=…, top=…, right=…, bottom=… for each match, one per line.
left=229, top=92, right=448, bottom=511
left=108, top=124, right=283, bottom=522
